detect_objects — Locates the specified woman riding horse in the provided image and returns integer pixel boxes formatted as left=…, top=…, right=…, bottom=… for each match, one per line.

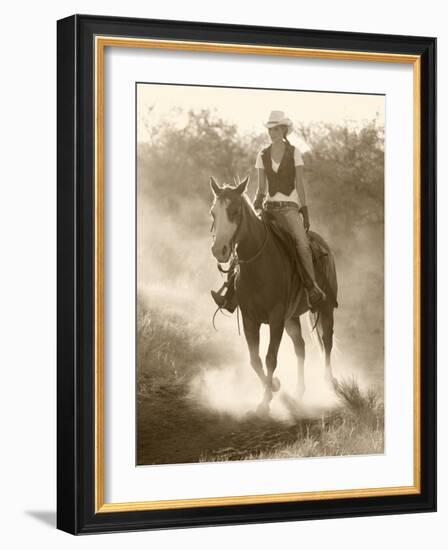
left=211, top=110, right=326, bottom=312
left=209, top=174, right=338, bottom=410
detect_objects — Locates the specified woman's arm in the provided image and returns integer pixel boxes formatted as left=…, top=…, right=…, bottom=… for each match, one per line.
left=295, top=165, right=310, bottom=231
left=254, top=168, right=267, bottom=211
left=257, top=168, right=267, bottom=195
left=295, top=165, right=306, bottom=206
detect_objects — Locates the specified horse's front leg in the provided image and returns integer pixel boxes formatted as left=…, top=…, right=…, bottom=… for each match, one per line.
left=259, top=314, right=285, bottom=414
left=242, top=317, right=266, bottom=389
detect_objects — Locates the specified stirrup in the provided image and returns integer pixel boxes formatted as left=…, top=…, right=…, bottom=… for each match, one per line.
left=211, top=290, right=238, bottom=314
left=211, top=290, right=227, bottom=308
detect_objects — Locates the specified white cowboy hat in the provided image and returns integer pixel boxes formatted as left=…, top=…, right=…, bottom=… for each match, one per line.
left=264, top=110, right=294, bottom=135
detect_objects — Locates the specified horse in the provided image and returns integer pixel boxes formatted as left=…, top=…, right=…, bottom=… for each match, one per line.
left=209, top=174, right=338, bottom=413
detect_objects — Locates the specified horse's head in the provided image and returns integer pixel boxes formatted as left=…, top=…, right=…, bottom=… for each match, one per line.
left=209, top=175, right=249, bottom=263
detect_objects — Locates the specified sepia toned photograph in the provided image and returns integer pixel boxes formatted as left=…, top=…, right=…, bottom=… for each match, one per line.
left=136, top=83, right=385, bottom=466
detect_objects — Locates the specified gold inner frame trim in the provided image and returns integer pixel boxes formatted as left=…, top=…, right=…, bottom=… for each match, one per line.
left=94, top=35, right=422, bottom=514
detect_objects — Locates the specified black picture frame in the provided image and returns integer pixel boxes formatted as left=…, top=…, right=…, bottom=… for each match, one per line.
left=57, top=14, right=436, bottom=535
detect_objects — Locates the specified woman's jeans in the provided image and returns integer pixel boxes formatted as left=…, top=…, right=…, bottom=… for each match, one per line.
left=265, top=203, right=316, bottom=288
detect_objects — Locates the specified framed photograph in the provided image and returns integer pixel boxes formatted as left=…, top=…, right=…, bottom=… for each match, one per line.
left=57, top=14, right=436, bottom=534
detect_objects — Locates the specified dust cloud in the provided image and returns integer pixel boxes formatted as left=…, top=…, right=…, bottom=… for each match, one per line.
left=138, top=193, right=382, bottom=423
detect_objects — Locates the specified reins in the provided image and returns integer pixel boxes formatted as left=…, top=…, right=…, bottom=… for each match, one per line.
left=232, top=200, right=269, bottom=265
left=235, top=222, right=268, bottom=265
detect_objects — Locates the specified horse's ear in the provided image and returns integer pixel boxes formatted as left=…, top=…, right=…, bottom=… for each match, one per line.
left=210, top=176, right=221, bottom=196
left=235, top=175, right=250, bottom=195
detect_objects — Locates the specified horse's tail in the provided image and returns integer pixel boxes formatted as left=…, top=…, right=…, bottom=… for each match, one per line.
left=308, top=230, right=338, bottom=308
left=308, top=310, right=324, bottom=355
left=308, top=299, right=337, bottom=359
left=324, top=249, right=338, bottom=308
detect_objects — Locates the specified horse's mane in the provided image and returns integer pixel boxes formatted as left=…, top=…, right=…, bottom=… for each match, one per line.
left=241, top=192, right=256, bottom=214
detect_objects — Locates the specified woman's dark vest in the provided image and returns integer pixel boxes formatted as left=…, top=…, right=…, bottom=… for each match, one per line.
left=261, top=142, right=296, bottom=196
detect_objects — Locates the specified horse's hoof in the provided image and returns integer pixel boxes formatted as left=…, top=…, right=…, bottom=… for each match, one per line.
left=272, top=377, right=281, bottom=392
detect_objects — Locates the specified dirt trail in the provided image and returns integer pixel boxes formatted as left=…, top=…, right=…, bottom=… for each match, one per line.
left=137, top=383, right=306, bottom=465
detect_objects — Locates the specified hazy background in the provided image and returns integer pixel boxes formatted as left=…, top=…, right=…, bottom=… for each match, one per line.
left=136, top=83, right=384, bottom=465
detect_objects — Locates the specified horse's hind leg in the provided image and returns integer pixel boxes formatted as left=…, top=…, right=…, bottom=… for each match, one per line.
left=285, top=317, right=306, bottom=399
left=321, top=306, right=338, bottom=388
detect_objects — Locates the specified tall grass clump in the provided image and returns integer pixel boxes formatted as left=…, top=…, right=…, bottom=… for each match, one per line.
left=335, top=377, right=383, bottom=430
left=280, top=377, right=383, bottom=458
left=137, top=293, right=207, bottom=399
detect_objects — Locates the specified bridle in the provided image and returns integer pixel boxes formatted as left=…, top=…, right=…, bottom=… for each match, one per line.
left=210, top=194, right=268, bottom=337
left=211, top=197, right=268, bottom=266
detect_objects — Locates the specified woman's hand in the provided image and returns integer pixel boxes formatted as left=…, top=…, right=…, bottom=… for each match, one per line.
left=253, top=193, right=265, bottom=212
left=301, top=205, right=310, bottom=232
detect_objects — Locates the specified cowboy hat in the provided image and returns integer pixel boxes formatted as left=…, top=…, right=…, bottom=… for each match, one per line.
left=264, top=110, right=294, bottom=135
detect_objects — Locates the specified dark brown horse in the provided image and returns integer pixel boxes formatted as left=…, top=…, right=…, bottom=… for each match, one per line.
left=210, top=175, right=338, bottom=413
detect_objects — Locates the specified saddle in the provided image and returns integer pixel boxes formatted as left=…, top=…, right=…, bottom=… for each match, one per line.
left=262, top=211, right=338, bottom=308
